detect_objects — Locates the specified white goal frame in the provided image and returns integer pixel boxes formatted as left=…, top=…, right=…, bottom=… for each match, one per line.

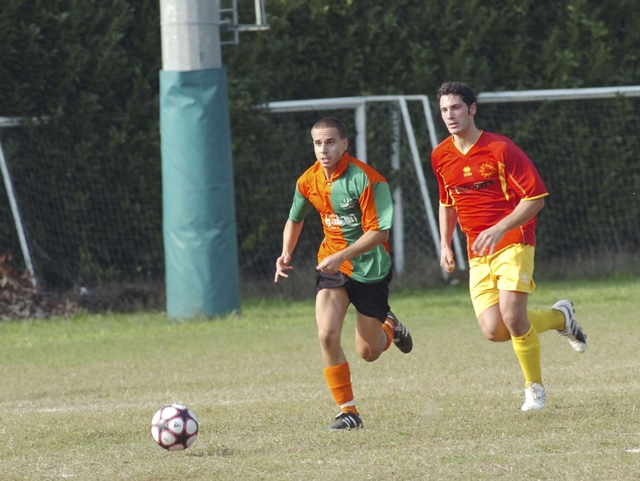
left=264, top=95, right=468, bottom=280
left=0, top=131, right=36, bottom=285
left=0, top=116, right=49, bottom=286
left=265, top=85, right=640, bottom=282
left=477, top=85, right=640, bottom=103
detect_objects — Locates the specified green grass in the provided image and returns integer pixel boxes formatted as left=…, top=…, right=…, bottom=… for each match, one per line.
left=1, top=278, right=640, bottom=480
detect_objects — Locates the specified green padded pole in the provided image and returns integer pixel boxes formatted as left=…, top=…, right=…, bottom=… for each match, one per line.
left=160, top=68, right=240, bottom=318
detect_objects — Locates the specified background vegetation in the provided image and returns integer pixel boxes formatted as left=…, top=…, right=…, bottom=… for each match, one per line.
left=0, top=0, right=639, bottom=292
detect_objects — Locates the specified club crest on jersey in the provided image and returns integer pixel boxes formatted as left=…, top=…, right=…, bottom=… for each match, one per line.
left=479, top=162, right=497, bottom=178
left=463, top=166, right=472, bottom=177
left=340, top=198, right=358, bottom=211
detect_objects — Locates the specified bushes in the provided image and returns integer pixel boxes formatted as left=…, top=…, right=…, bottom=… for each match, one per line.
left=0, top=0, right=638, bottom=289
left=0, top=0, right=162, bottom=288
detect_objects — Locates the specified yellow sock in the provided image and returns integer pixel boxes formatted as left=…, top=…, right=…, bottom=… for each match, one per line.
left=528, top=308, right=564, bottom=333
left=511, top=324, right=543, bottom=387
left=323, top=362, right=358, bottom=415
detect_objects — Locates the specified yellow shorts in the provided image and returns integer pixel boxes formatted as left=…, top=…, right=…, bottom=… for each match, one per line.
left=468, top=244, right=536, bottom=317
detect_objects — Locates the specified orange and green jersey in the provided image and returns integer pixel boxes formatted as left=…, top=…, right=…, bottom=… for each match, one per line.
left=289, top=152, right=393, bottom=283
left=431, top=131, right=549, bottom=259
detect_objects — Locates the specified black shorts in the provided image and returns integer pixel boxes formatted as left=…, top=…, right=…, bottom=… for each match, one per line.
left=315, top=270, right=392, bottom=323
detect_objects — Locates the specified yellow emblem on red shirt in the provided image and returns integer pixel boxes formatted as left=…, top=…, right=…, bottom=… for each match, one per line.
left=479, top=162, right=497, bottom=178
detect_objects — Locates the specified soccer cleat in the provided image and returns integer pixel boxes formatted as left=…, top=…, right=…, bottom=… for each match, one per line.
left=552, top=299, right=587, bottom=353
left=387, top=311, right=413, bottom=354
left=327, top=412, right=363, bottom=431
left=521, top=383, right=546, bottom=412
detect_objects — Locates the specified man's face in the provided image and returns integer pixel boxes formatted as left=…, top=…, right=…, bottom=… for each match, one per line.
left=439, top=94, right=476, bottom=135
left=311, top=127, right=348, bottom=174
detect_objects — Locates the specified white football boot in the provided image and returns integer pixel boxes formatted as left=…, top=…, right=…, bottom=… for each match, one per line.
left=552, top=299, right=587, bottom=352
left=521, top=383, right=546, bottom=412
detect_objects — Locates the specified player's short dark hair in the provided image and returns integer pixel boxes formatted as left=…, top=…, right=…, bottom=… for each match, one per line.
left=311, top=117, right=348, bottom=139
left=437, top=81, right=477, bottom=108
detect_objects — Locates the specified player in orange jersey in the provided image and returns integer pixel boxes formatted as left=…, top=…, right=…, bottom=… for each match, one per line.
left=431, top=81, right=587, bottom=411
left=275, top=117, right=412, bottom=431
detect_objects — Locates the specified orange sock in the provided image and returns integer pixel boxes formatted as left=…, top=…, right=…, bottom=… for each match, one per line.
left=382, top=317, right=394, bottom=351
left=323, top=362, right=358, bottom=415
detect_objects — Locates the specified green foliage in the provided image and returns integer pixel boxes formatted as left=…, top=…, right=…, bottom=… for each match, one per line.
left=226, top=0, right=640, bottom=281
left=0, top=0, right=639, bottom=289
left=226, top=0, right=640, bottom=101
left=0, top=0, right=162, bottom=288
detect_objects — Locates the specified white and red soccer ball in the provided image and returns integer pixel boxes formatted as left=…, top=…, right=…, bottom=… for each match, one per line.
left=150, top=404, right=199, bottom=451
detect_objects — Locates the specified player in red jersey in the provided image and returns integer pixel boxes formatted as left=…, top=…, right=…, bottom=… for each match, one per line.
left=431, top=81, right=588, bottom=411
left=274, top=117, right=412, bottom=430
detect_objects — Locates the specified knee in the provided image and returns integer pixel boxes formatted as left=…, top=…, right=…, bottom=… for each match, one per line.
left=318, top=328, right=341, bottom=351
left=500, top=311, right=524, bottom=334
left=479, top=325, right=511, bottom=342
left=482, top=330, right=510, bottom=342
left=359, top=345, right=381, bottom=362
left=357, top=345, right=381, bottom=362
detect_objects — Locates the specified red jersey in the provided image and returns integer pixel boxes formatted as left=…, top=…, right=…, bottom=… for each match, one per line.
left=431, top=131, right=549, bottom=259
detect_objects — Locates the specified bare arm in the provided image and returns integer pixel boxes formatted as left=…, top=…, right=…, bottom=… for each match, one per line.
left=472, top=197, right=545, bottom=256
left=439, top=204, right=458, bottom=273
left=316, top=229, right=389, bottom=274
left=274, top=219, right=304, bottom=282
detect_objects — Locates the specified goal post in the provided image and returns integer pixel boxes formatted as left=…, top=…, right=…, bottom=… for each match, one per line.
left=477, top=85, right=640, bottom=103
left=0, top=136, right=36, bottom=285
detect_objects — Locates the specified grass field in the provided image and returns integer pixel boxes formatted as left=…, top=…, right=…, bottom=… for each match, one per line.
left=1, top=278, right=639, bottom=480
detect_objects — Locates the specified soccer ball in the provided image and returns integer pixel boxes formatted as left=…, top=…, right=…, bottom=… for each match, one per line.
left=150, top=404, right=199, bottom=451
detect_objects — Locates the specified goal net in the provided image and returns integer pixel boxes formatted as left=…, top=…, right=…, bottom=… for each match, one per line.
left=240, top=87, right=640, bottom=295
left=0, top=124, right=164, bottom=292
left=1, top=86, right=639, bottom=301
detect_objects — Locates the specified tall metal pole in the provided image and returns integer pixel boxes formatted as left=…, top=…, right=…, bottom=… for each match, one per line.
left=160, top=0, right=221, bottom=70
left=159, top=0, right=241, bottom=318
